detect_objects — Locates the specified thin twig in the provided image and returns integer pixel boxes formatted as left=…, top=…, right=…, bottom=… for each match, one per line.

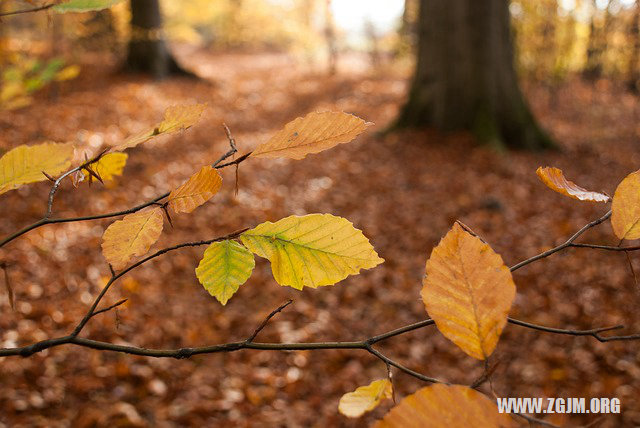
left=510, top=210, right=612, bottom=272
left=90, top=299, right=128, bottom=318
left=0, top=2, right=55, bottom=17
left=245, top=299, right=293, bottom=343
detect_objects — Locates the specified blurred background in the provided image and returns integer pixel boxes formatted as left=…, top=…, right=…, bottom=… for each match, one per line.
left=1, top=0, right=640, bottom=426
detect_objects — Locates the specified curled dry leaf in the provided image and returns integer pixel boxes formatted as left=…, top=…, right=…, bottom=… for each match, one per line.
left=374, top=384, right=514, bottom=428
left=251, top=111, right=371, bottom=160
left=338, top=379, right=392, bottom=418
left=195, top=240, right=255, bottom=305
left=536, top=166, right=609, bottom=202
left=168, top=165, right=222, bottom=214
left=421, top=223, right=515, bottom=360
left=611, top=170, right=640, bottom=240
left=101, top=207, right=164, bottom=270
left=0, top=142, right=74, bottom=195
left=115, top=103, right=206, bottom=151
left=240, top=214, right=383, bottom=290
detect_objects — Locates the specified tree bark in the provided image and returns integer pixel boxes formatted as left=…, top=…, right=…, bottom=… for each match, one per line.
left=395, top=0, right=554, bottom=150
left=125, top=0, right=190, bottom=79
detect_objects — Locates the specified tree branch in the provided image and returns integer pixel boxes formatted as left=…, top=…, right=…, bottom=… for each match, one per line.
left=0, top=2, right=55, bottom=17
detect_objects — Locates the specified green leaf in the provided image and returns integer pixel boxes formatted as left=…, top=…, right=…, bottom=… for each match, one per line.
left=195, top=240, right=255, bottom=305
left=54, top=0, right=124, bottom=13
left=240, top=214, right=383, bottom=290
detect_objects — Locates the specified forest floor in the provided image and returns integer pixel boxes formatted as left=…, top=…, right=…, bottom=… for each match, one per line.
left=1, top=49, right=640, bottom=427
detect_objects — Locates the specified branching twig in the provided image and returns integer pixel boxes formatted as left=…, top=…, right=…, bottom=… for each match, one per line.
left=0, top=2, right=55, bottom=17
left=509, top=210, right=612, bottom=272
left=90, top=299, right=128, bottom=318
left=0, top=135, right=250, bottom=248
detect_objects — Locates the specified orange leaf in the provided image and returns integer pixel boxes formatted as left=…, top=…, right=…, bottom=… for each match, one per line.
left=536, top=166, right=609, bottom=202
left=168, top=165, right=222, bottom=214
left=251, top=111, right=371, bottom=160
left=115, top=103, right=206, bottom=151
left=374, top=384, right=514, bottom=428
left=421, top=223, right=515, bottom=360
left=101, top=207, right=164, bottom=270
left=611, top=170, right=640, bottom=240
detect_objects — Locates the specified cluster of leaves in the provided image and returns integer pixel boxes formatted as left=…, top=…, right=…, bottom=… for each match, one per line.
left=333, top=167, right=640, bottom=425
left=0, top=55, right=79, bottom=110
left=4, top=93, right=640, bottom=424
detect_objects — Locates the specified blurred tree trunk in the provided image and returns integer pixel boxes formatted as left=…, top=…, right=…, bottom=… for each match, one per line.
left=125, top=0, right=190, bottom=79
left=627, top=0, right=640, bottom=92
left=324, top=0, right=337, bottom=75
left=395, top=0, right=554, bottom=150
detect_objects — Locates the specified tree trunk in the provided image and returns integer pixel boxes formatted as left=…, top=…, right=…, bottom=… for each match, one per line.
left=395, top=0, right=554, bottom=150
left=125, top=0, right=190, bottom=79
left=627, top=0, right=640, bottom=92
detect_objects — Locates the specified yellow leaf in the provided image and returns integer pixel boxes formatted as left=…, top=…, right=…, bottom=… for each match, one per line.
left=0, top=142, right=74, bottom=195
left=54, top=65, right=81, bottom=81
left=92, top=153, right=128, bottom=181
left=421, top=223, right=515, bottom=360
left=195, top=240, right=255, bottom=305
left=251, top=111, right=371, bottom=160
left=536, top=166, right=609, bottom=202
left=101, top=207, right=164, bottom=270
left=157, top=103, right=207, bottom=134
left=168, top=165, right=222, bottom=214
left=240, top=214, right=383, bottom=290
left=611, top=170, right=640, bottom=240
left=374, top=384, right=514, bottom=428
left=338, top=379, right=392, bottom=418
left=115, top=103, right=206, bottom=151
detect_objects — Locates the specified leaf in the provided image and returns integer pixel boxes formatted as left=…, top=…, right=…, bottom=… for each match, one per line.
left=536, top=166, right=609, bottom=202
left=54, top=65, right=81, bottom=81
left=115, top=103, right=206, bottom=151
left=240, top=214, right=383, bottom=290
left=168, top=165, right=222, bottom=214
left=0, top=142, right=74, bottom=195
left=92, top=153, right=128, bottom=182
left=53, top=0, right=124, bottom=13
left=251, top=111, right=371, bottom=160
left=157, top=103, right=207, bottom=133
left=195, top=240, right=255, bottom=305
left=374, top=384, right=514, bottom=428
left=611, top=170, right=640, bottom=240
left=338, top=379, right=392, bottom=418
left=101, top=208, right=164, bottom=270
left=421, top=222, right=515, bottom=360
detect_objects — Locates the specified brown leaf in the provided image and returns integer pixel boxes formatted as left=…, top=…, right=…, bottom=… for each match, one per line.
left=101, top=208, right=164, bottom=270
left=421, top=223, right=516, bottom=360
left=374, top=384, right=514, bottom=428
left=167, top=165, right=222, bottom=214
left=251, top=111, right=371, bottom=160
left=536, top=166, right=609, bottom=202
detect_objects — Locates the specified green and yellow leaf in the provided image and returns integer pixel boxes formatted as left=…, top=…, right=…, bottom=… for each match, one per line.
left=168, top=165, right=222, bottom=214
left=92, top=152, right=128, bottom=181
left=611, top=170, right=640, bottom=240
left=536, top=166, right=609, bottom=202
left=421, top=222, right=515, bottom=360
left=0, top=142, right=74, bottom=195
left=240, top=214, right=383, bottom=290
left=374, top=384, right=514, bottom=428
left=251, top=111, right=371, bottom=160
left=338, top=379, right=392, bottom=418
left=195, top=240, right=255, bottom=305
left=115, top=103, right=206, bottom=151
left=54, top=0, right=124, bottom=13
left=101, top=207, right=164, bottom=270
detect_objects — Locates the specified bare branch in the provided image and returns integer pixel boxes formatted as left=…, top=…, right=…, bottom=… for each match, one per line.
left=0, top=2, right=55, bottom=17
